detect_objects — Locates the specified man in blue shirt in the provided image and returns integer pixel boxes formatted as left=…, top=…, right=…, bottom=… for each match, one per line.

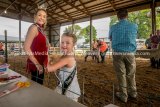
left=109, top=9, right=138, bottom=103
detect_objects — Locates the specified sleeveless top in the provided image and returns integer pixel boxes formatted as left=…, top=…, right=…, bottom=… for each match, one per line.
left=55, top=63, right=81, bottom=101
left=26, top=24, right=48, bottom=72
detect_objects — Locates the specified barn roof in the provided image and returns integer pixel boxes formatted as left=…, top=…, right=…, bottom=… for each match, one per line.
left=0, top=0, right=160, bottom=25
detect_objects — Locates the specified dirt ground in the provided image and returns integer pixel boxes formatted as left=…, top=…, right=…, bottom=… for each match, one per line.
left=0, top=55, right=160, bottom=107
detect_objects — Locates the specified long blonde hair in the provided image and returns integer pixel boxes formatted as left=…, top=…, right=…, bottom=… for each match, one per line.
left=34, top=9, right=47, bottom=28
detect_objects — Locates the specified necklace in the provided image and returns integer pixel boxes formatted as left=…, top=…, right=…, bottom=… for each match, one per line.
left=34, top=23, right=49, bottom=47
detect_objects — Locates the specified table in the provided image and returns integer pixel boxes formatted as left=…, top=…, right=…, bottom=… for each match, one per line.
left=0, top=69, right=86, bottom=107
left=136, top=49, right=160, bottom=58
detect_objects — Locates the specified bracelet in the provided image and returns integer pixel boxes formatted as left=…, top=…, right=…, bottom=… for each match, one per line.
left=35, top=64, right=40, bottom=67
left=35, top=64, right=40, bottom=66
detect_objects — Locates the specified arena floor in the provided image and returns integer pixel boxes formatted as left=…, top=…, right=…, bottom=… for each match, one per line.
left=0, top=55, right=160, bottom=107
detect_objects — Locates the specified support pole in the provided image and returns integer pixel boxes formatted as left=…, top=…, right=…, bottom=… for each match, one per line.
left=19, top=4, right=22, bottom=54
left=89, top=16, right=92, bottom=50
left=72, top=20, right=74, bottom=33
left=4, top=30, right=8, bottom=63
left=48, top=25, right=52, bottom=45
left=151, top=0, right=156, bottom=34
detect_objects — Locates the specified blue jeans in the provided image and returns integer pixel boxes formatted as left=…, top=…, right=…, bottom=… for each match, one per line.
left=100, top=49, right=108, bottom=63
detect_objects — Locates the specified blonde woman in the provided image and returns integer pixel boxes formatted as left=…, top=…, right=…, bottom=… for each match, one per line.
left=24, top=8, right=48, bottom=85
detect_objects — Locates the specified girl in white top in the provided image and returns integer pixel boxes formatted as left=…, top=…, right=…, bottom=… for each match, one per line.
left=47, top=32, right=80, bottom=102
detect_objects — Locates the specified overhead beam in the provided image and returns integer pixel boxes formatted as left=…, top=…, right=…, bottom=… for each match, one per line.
left=0, top=1, right=11, bottom=5
left=47, top=3, right=72, bottom=21
left=108, top=0, right=116, bottom=12
left=8, top=0, right=19, bottom=11
left=8, top=1, right=34, bottom=17
left=51, top=0, right=73, bottom=20
left=63, top=0, right=89, bottom=16
left=48, top=0, right=94, bottom=14
left=20, top=0, right=69, bottom=23
left=17, top=0, right=60, bottom=24
left=26, top=0, right=45, bottom=12
left=16, top=0, right=33, bottom=10
left=49, top=9, right=70, bottom=21
left=78, top=0, right=90, bottom=15
left=55, top=0, right=103, bottom=15
left=151, top=0, right=156, bottom=34
left=0, top=5, right=19, bottom=15
left=0, top=0, right=17, bottom=15
left=44, top=1, right=72, bottom=22
left=47, top=0, right=63, bottom=10
left=47, top=13, right=59, bottom=24
left=70, top=0, right=77, bottom=6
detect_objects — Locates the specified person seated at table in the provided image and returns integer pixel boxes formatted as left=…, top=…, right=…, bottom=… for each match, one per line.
left=47, top=32, right=81, bottom=102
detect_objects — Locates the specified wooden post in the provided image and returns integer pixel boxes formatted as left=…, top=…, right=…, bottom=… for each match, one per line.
left=151, top=0, right=156, bottom=34
left=19, top=4, right=22, bottom=54
left=48, top=25, right=52, bottom=45
left=72, top=20, right=74, bottom=33
left=4, top=30, right=8, bottom=63
left=89, top=16, right=92, bottom=50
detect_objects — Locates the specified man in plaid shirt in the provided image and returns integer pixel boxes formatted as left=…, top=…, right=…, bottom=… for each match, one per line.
left=109, top=9, right=138, bottom=103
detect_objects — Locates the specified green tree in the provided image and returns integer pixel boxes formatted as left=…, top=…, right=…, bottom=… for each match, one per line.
left=64, top=25, right=82, bottom=39
left=80, top=25, right=97, bottom=43
left=156, top=7, right=160, bottom=30
left=109, top=16, right=118, bottom=26
left=109, top=9, right=153, bottom=39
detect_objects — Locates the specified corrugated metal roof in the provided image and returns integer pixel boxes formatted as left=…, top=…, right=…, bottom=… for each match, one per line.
left=0, top=0, right=159, bottom=25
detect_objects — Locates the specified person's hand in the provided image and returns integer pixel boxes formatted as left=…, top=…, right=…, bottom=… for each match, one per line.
left=46, top=64, right=52, bottom=73
left=43, top=65, right=48, bottom=73
left=35, top=64, right=43, bottom=74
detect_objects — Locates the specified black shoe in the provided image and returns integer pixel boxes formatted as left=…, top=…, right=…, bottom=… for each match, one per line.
left=100, top=61, right=104, bottom=63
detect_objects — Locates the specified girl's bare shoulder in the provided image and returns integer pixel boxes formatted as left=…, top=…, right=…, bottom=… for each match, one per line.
left=61, top=55, right=75, bottom=61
